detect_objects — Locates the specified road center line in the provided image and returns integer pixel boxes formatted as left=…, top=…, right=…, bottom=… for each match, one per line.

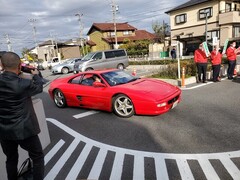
left=73, top=110, right=99, bottom=119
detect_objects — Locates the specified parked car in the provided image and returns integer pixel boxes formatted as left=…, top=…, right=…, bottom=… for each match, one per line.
left=73, top=49, right=129, bottom=73
left=52, top=58, right=82, bottom=74
left=48, top=69, right=181, bottom=118
left=47, top=57, right=60, bottom=69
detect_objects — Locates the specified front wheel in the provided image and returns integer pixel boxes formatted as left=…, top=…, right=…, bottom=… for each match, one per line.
left=53, top=89, right=67, bottom=108
left=61, top=67, right=69, bottom=74
left=112, top=94, right=135, bottom=118
left=117, top=63, right=124, bottom=70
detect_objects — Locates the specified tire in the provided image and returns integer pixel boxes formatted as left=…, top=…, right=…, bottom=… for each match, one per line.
left=61, top=67, right=69, bottom=74
left=85, top=68, right=93, bottom=71
left=53, top=89, right=67, bottom=108
left=117, top=63, right=124, bottom=70
left=112, top=94, right=135, bottom=118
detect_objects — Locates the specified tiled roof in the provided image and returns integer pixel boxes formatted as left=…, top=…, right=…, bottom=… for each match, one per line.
left=165, top=0, right=210, bottom=13
left=87, top=23, right=137, bottom=35
left=102, top=30, right=157, bottom=43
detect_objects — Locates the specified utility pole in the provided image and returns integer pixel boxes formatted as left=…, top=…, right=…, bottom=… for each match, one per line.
left=75, top=13, right=85, bottom=56
left=28, top=18, right=37, bottom=47
left=111, top=0, right=119, bottom=49
left=50, top=32, right=57, bottom=57
left=5, top=34, right=13, bottom=52
left=200, top=12, right=209, bottom=43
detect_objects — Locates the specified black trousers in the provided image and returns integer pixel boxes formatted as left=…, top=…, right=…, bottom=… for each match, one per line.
left=227, top=60, right=236, bottom=79
left=197, top=63, right=208, bottom=82
left=212, top=64, right=221, bottom=82
left=0, top=135, right=44, bottom=180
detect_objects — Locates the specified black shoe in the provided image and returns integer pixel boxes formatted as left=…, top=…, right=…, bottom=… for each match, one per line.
left=203, top=81, right=207, bottom=83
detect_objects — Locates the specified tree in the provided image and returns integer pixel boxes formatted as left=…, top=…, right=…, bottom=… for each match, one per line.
left=21, top=47, right=37, bottom=61
left=119, top=39, right=151, bottom=56
left=152, top=20, right=170, bottom=43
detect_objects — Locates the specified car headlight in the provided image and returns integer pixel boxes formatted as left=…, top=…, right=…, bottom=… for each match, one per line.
left=157, top=102, right=167, bottom=107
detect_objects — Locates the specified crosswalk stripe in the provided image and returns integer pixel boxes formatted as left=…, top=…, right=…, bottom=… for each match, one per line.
left=46, top=118, right=240, bottom=180
left=44, top=139, right=65, bottom=165
left=154, top=157, right=169, bottom=180
left=109, top=152, right=125, bottom=180
left=66, top=143, right=93, bottom=180
left=88, top=148, right=108, bottom=180
left=176, top=158, right=195, bottom=180
left=44, top=138, right=80, bottom=180
left=220, top=157, right=240, bottom=180
left=73, top=110, right=99, bottom=119
left=133, top=155, right=145, bottom=180
left=198, top=158, right=220, bottom=180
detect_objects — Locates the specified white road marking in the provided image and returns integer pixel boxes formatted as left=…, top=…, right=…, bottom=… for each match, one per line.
left=88, top=148, right=108, bottom=180
left=44, top=138, right=80, bottom=180
left=44, top=139, right=65, bottom=165
left=182, top=77, right=228, bottom=90
left=133, top=155, right=145, bottom=180
left=46, top=118, right=240, bottom=180
left=73, top=110, right=99, bottom=119
left=109, top=152, right=125, bottom=180
left=198, top=158, right=220, bottom=180
left=176, top=158, right=195, bottom=180
left=154, top=156, right=169, bottom=180
left=66, top=143, right=92, bottom=180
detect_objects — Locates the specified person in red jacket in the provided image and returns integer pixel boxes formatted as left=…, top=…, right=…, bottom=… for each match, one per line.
left=226, top=41, right=240, bottom=79
left=194, top=43, right=209, bottom=83
left=211, top=46, right=222, bottom=82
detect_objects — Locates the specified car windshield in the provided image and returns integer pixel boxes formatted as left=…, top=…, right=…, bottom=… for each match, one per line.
left=101, top=70, right=140, bottom=86
left=81, top=53, right=95, bottom=61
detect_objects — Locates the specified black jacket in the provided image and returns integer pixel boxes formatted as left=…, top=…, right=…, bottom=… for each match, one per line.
left=0, top=71, right=43, bottom=140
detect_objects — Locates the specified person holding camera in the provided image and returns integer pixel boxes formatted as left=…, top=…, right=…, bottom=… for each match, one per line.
left=0, top=52, right=44, bottom=180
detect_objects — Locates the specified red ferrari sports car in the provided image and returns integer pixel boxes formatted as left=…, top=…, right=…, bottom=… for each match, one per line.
left=48, top=69, right=181, bottom=118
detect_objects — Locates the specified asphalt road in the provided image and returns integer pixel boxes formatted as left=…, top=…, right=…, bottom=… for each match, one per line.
left=37, top=69, right=240, bottom=180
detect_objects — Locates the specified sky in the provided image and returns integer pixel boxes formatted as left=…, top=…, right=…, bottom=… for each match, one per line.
left=0, top=0, right=189, bottom=55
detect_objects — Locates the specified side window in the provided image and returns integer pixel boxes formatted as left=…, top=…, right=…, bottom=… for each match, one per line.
left=80, top=74, right=95, bottom=86
left=70, top=75, right=82, bottom=84
left=114, top=50, right=126, bottom=57
left=105, top=51, right=115, bottom=59
left=93, top=52, right=102, bottom=60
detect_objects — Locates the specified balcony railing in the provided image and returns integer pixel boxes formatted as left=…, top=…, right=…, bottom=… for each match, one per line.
left=219, top=10, right=240, bottom=25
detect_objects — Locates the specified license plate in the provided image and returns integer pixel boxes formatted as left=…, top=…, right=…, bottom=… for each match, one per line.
left=171, top=101, right=178, bottom=109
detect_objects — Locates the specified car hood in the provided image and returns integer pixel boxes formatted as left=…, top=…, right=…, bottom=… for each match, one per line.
left=122, top=78, right=180, bottom=100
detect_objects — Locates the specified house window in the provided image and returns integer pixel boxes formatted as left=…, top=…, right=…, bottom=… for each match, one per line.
left=207, top=30, right=220, bottom=40
left=109, top=31, right=115, bottom=37
left=175, top=14, right=187, bottom=24
left=123, top=31, right=131, bottom=36
left=226, top=3, right=231, bottom=12
left=233, top=26, right=240, bottom=38
left=199, top=7, right=213, bottom=19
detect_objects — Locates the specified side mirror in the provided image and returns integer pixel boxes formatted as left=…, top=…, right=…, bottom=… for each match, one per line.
left=93, top=82, right=107, bottom=88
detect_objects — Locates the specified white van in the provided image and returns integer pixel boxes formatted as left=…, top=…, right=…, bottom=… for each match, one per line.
left=47, top=57, right=60, bottom=69
left=73, top=49, right=129, bottom=73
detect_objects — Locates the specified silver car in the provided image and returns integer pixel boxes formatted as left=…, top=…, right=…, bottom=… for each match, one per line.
left=73, top=49, right=129, bottom=73
left=52, top=58, right=81, bottom=74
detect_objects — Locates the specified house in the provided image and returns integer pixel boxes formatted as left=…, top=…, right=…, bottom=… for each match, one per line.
left=165, top=0, right=240, bottom=55
left=87, top=23, right=157, bottom=52
left=33, top=40, right=81, bottom=62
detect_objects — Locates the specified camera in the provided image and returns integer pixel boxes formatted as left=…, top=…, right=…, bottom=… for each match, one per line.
left=21, top=64, right=36, bottom=74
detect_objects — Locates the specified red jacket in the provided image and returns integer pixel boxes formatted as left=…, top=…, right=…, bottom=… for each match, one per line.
left=194, top=49, right=208, bottom=63
left=211, top=50, right=222, bottom=65
left=226, top=47, right=236, bottom=61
